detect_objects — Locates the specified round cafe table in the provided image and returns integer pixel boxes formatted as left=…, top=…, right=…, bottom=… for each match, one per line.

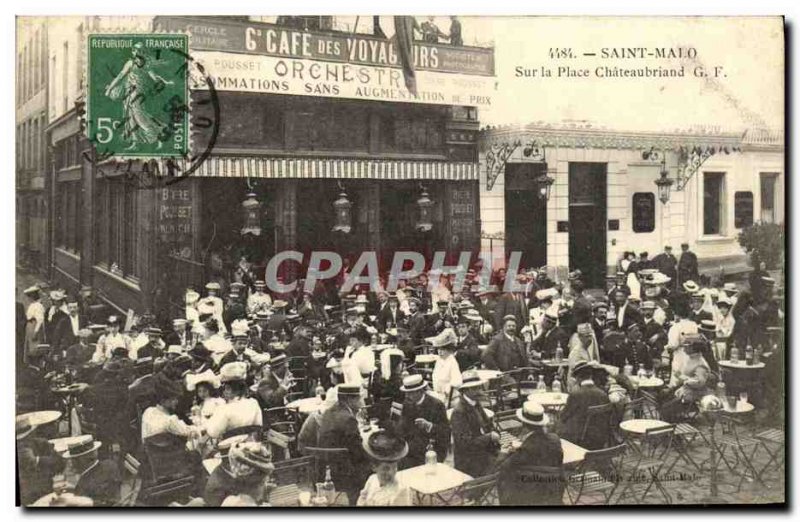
left=629, top=376, right=665, bottom=389
left=619, top=418, right=670, bottom=436
left=415, top=354, right=439, bottom=364
left=286, top=396, right=324, bottom=415
left=718, top=360, right=765, bottom=405
left=475, top=369, right=501, bottom=381
left=525, top=392, right=568, bottom=409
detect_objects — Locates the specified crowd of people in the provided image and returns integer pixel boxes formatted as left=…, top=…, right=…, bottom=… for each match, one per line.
left=15, top=242, right=784, bottom=506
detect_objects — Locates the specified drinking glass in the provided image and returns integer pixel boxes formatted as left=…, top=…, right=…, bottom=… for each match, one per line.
left=739, top=391, right=749, bottom=404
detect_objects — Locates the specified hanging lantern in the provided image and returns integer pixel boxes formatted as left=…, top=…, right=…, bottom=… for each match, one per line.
left=416, top=186, right=434, bottom=233
left=535, top=174, right=555, bottom=201
left=654, top=166, right=674, bottom=204
left=240, top=192, right=262, bottom=236
left=332, top=185, right=352, bottom=234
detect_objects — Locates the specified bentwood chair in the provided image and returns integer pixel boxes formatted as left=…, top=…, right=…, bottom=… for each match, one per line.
left=458, top=473, right=499, bottom=506
left=268, top=455, right=316, bottom=507
left=565, top=443, right=626, bottom=505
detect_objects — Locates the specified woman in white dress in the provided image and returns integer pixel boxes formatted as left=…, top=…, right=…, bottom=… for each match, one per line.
left=205, top=362, right=263, bottom=441
left=428, top=329, right=462, bottom=400
left=357, top=430, right=412, bottom=507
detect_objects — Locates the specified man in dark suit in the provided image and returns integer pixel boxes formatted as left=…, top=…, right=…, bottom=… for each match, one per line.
left=451, top=373, right=500, bottom=478
left=612, top=288, right=642, bottom=332
left=454, top=319, right=481, bottom=370
left=406, top=297, right=428, bottom=348
left=63, top=436, right=121, bottom=507
left=497, top=402, right=565, bottom=506
left=652, top=245, right=678, bottom=288
left=472, top=287, right=498, bottom=324
left=45, top=291, right=68, bottom=346
left=52, top=300, right=87, bottom=355
left=530, top=310, right=570, bottom=360
left=677, top=242, right=699, bottom=286
left=397, top=375, right=451, bottom=468
left=558, top=362, right=611, bottom=450
left=482, top=315, right=528, bottom=372
left=377, top=294, right=406, bottom=333
left=164, top=318, right=190, bottom=348
left=317, top=384, right=371, bottom=505
left=494, top=284, right=529, bottom=331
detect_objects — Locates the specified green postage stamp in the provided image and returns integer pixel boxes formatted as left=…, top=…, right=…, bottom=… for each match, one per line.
left=87, top=34, right=189, bottom=158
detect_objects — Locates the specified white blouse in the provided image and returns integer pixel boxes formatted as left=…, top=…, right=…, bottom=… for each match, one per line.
left=205, top=397, right=263, bottom=440
left=432, top=355, right=462, bottom=397
left=357, top=474, right=412, bottom=507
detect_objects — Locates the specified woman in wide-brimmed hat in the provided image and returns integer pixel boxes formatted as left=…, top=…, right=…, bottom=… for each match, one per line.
left=356, top=429, right=412, bottom=506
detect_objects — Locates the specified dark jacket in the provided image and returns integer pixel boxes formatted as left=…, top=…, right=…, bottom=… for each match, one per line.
left=497, top=430, right=565, bottom=506
left=399, top=393, right=451, bottom=467
left=482, top=333, right=527, bottom=372
left=473, top=297, right=497, bottom=324
left=406, top=311, right=428, bottom=346
left=677, top=250, right=699, bottom=285
left=52, top=314, right=87, bottom=352
left=450, top=398, right=498, bottom=478
left=74, top=459, right=121, bottom=507
left=652, top=252, right=678, bottom=282
left=45, top=308, right=68, bottom=344
left=65, top=342, right=95, bottom=368
left=455, top=332, right=481, bottom=371
left=530, top=327, right=570, bottom=360
left=689, top=309, right=714, bottom=325
left=494, top=293, right=528, bottom=331
left=317, top=401, right=371, bottom=496
left=377, top=305, right=406, bottom=333
left=558, top=382, right=611, bottom=450
left=615, top=304, right=642, bottom=332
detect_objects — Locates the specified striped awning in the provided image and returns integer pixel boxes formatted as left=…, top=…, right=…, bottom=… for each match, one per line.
left=184, top=157, right=477, bottom=181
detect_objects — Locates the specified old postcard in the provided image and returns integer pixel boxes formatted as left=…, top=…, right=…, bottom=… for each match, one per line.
left=15, top=15, right=784, bottom=507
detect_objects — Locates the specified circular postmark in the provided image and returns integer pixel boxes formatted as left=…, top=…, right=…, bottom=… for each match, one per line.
left=83, top=35, right=220, bottom=190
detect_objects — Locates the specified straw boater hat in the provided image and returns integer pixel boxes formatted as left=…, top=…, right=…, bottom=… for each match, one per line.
left=271, top=300, right=288, bottom=310
left=167, top=345, right=183, bottom=356
left=723, top=283, right=739, bottom=294
left=23, top=285, right=40, bottom=297
left=362, top=429, right=409, bottom=463
left=425, top=328, right=458, bottom=350
left=502, top=314, right=518, bottom=325
left=516, top=401, right=549, bottom=427
left=205, top=282, right=221, bottom=292
left=477, top=285, right=500, bottom=297
left=641, top=301, right=657, bottom=311
left=220, top=362, right=248, bottom=383
left=683, top=281, right=700, bottom=293
left=185, top=290, right=200, bottom=306
left=400, top=374, right=427, bottom=393
left=254, top=280, right=267, bottom=289
left=699, top=320, right=716, bottom=334
left=61, top=435, right=102, bottom=459
left=457, top=370, right=486, bottom=391
left=186, top=369, right=221, bottom=391
left=337, top=383, right=366, bottom=407
left=649, top=272, right=671, bottom=286
left=462, top=309, right=483, bottom=323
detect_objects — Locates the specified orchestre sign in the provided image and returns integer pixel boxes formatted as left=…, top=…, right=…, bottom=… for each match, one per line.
left=192, top=51, right=495, bottom=107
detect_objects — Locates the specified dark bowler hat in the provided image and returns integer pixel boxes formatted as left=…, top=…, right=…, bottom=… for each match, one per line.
left=362, top=430, right=409, bottom=463
left=189, top=344, right=213, bottom=362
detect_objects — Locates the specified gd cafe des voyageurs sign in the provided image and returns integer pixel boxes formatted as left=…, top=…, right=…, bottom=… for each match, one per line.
left=154, top=16, right=496, bottom=107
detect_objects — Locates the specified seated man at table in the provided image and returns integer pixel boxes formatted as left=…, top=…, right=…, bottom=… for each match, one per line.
left=529, top=309, right=569, bottom=360
left=357, top=429, right=412, bottom=506
left=17, top=415, right=66, bottom=505
left=451, top=372, right=500, bottom=479
left=397, top=374, right=450, bottom=469
left=482, top=315, right=528, bottom=373
left=454, top=317, right=482, bottom=371
left=61, top=435, right=121, bottom=507
left=496, top=402, right=565, bottom=506
left=317, top=383, right=372, bottom=505
left=255, top=353, right=292, bottom=409
left=297, top=387, right=337, bottom=455
left=558, top=361, right=611, bottom=450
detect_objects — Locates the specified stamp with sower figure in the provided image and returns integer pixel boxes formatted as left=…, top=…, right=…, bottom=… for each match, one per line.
left=87, top=34, right=190, bottom=158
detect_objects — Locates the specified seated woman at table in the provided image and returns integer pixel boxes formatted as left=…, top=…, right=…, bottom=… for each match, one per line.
left=204, top=440, right=275, bottom=507
left=206, top=362, right=263, bottom=441
left=429, top=329, right=463, bottom=400
left=496, top=402, right=565, bottom=506
left=660, top=338, right=713, bottom=422
left=357, top=429, right=412, bottom=507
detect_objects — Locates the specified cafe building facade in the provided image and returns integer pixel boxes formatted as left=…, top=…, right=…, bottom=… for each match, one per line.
left=48, top=16, right=494, bottom=316
left=477, top=122, right=784, bottom=289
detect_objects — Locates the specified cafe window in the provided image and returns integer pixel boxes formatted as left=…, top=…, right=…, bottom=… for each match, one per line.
left=760, top=173, right=778, bottom=223
left=55, top=181, right=82, bottom=253
left=288, top=102, right=369, bottom=152
left=632, top=192, right=656, bottom=233
left=379, top=113, right=445, bottom=154
left=703, top=172, right=725, bottom=235
left=734, top=191, right=754, bottom=229
left=96, top=178, right=139, bottom=279
left=217, top=95, right=286, bottom=149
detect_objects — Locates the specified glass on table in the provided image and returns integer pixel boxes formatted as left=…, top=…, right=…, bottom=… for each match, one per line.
left=739, top=391, right=749, bottom=404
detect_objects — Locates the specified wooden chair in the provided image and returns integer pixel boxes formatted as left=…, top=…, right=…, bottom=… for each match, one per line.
left=617, top=425, right=675, bottom=504
left=493, top=409, right=523, bottom=436
left=579, top=403, right=614, bottom=450
left=140, top=475, right=196, bottom=506
left=565, top=443, right=626, bottom=505
left=458, top=473, right=499, bottom=506
left=389, top=402, right=404, bottom=424
left=221, top=424, right=263, bottom=441
left=115, top=453, right=142, bottom=507
left=302, top=446, right=350, bottom=485
left=268, top=455, right=315, bottom=507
